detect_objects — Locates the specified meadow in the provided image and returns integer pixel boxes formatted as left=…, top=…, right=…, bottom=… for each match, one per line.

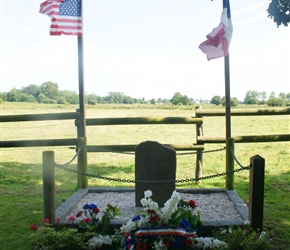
left=0, top=102, right=289, bottom=249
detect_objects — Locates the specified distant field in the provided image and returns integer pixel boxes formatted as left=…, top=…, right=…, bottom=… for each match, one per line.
left=0, top=102, right=289, bottom=249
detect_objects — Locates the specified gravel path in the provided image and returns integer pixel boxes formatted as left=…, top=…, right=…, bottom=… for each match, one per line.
left=66, top=191, right=244, bottom=225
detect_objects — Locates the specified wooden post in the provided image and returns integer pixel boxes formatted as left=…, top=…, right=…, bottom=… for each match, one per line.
left=42, top=151, right=55, bottom=222
left=249, top=155, right=265, bottom=231
left=78, top=137, right=88, bottom=188
left=195, top=123, right=203, bottom=182
left=226, top=138, right=234, bottom=190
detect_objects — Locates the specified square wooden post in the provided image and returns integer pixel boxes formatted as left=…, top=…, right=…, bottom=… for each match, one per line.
left=249, top=155, right=265, bottom=231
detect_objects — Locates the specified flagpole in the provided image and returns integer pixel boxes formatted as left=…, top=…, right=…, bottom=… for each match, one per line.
left=224, top=54, right=231, bottom=139
left=77, top=0, right=88, bottom=188
left=78, top=33, right=86, bottom=138
left=223, top=0, right=234, bottom=190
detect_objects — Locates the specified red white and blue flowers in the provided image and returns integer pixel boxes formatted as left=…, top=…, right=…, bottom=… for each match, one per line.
left=119, top=190, right=202, bottom=250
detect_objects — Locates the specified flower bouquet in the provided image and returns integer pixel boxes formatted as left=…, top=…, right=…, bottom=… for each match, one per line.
left=30, top=203, right=119, bottom=250
left=117, top=190, right=202, bottom=250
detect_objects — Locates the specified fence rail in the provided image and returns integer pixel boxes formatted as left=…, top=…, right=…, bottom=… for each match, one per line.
left=197, top=134, right=290, bottom=143
left=0, top=112, right=77, bottom=122
left=87, top=144, right=204, bottom=153
left=195, top=107, right=290, bottom=117
left=0, top=139, right=78, bottom=148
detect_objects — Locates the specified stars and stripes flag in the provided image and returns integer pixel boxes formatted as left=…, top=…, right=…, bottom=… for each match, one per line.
left=199, top=0, right=233, bottom=60
left=40, top=0, right=82, bottom=36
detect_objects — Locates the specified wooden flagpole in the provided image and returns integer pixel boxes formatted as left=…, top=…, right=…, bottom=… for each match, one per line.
left=77, top=0, right=88, bottom=188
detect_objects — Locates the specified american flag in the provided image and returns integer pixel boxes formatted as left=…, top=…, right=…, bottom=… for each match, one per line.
left=40, top=0, right=82, bottom=36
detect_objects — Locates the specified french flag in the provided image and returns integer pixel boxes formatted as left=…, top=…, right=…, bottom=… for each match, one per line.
left=199, top=0, right=233, bottom=60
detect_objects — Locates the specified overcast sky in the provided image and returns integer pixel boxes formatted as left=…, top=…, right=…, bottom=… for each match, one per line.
left=1, top=0, right=289, bottom=101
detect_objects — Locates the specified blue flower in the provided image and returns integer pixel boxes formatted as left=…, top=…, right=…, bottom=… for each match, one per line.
left=172, top=235, right=183, bottom=247
left=88, top=204, right=97, bottom=209
left=83, top=203, right=90, bottom=209
left=181, top=218, right=190, bottom=230
left=132, top=214, right=141, bottom=221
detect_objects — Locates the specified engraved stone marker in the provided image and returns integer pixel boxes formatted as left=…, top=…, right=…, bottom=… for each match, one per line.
left=135, top=141, right=176, bottom=207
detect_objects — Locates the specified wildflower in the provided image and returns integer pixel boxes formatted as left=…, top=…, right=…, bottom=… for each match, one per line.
left=189, top=200, right=197, bottom=209
left=81, top=217, right=92, bottom=223
left=76, top=210, right=83, bottom=217
left=42, top=218, right=50, bottom=223
left=68, top=216, right=76, bottom=222
left=30, top=224, right=38, bottom=231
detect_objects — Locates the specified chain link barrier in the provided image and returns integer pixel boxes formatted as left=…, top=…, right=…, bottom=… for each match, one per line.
left=54, top=145, right=250, bottom=184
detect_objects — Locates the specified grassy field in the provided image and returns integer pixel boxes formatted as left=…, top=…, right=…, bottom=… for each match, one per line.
left=0, top=102, right=289, bottom=249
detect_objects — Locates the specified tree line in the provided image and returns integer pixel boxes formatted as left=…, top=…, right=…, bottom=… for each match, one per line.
left=0, top=82, right=289, bottom=107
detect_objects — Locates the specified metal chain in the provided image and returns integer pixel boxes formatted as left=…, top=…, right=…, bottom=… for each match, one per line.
left=55, top=163, right=251, bottom=184
left=54, top=144, right=248, bottom=184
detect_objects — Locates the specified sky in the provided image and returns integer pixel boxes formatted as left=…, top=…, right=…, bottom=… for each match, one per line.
left=1, top=0, right=289, bottom=101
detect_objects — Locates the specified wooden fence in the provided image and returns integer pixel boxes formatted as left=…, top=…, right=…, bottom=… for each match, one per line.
left=1, top=107, right=289, bottom=187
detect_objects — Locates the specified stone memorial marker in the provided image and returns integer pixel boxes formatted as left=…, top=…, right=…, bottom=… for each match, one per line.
left=135, top=140, right=176, bottom=207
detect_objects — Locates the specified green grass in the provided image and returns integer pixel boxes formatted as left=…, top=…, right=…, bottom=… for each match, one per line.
left=0, top=102, right=289, bottom=249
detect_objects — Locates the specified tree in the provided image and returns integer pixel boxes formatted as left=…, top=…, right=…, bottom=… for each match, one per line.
left=211, top=95, right=222, bottom=105
left=267, top=0, right=290, bottom=27
left=267, top=97, right=286, bottom=106
left=278, top=92, right=287, bottom=101
left=7, top=88, right=21, bottom=102
left=21, top=84, right=40, bottom=99
left=170, top=92, right=183, bottom=105
left=244, top=90, right=259, bottom=104
left=40, top=82, right=59, bottom=100
left=269, top=91, right=276, bottom=99
left=222, top=97, right=239, bottom=106
left=170, top=92, right=190, bottom=105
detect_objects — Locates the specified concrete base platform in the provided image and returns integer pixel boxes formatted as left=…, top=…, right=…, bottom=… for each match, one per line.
left=56, top=188, right=249, bottom=236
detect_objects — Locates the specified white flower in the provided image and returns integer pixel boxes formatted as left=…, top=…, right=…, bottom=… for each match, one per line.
left=88, top=235, right=112, bottom=249
left=144, top=190, right=152, bottom=198
left=149, top=201, right=159, bottom=210
left=138, top=216, right=149, bottom=228
left=195, top=237, right=227, bottom=249
left=171, top=190, right=181, bottom=201
left=140, top=198, right=149, bottom=207
left=153, top=238, right=168, bottom=250
left=120, top=220, right=136, bottom=233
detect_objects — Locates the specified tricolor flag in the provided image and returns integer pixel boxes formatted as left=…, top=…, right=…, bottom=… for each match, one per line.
left=40, top=0, right=82, bottom=36
left=199, top=0, right=233, bottom=60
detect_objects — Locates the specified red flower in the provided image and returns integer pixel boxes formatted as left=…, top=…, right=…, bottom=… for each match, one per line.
left=185, top=238, right=194, bottom=247
left=147, top=209, right=156, bottom=214
left=136, top=242, right=147, bottom=250
left=42, top=218, right=50, bottom=223
left=55, top=218, right=61, bottom=223
left=148, top=216, right=159, bottom=223
left=76, top=211, right=83, bottom=217
left=81, top=218, right=91, bottom=223
left=92, top=207, right=100, bottom=214
left=30, top=224, right=38, bottom=231
left=69, top=216, right=76, bottom=222
left=163, top=238, right=171, bottom=246
left=189, top=200, right=197, bottom=209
